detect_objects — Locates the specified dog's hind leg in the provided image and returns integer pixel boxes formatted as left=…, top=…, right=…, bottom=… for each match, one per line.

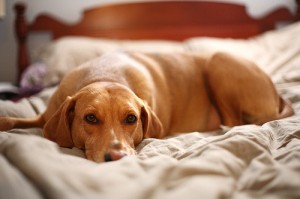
left=204, top=52, right=282, bottom=126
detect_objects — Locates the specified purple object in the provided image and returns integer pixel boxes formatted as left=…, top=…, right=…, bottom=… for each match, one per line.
left=20, top=62, right=47, bottom=92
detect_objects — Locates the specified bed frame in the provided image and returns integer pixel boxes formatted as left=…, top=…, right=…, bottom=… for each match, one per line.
left=14, top=1, right=300, bottom=81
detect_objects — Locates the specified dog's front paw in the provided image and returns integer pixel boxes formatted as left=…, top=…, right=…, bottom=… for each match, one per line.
left=0, top=117, right=15, bottom=131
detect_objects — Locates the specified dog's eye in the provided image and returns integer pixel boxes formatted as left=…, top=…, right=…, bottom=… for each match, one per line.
left=125, top=114, right=137, bottom=124
left=85, top=114, right=99, bottom=124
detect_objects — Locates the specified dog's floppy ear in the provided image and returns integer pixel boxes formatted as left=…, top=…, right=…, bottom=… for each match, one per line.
left=43, top=96, right=75, bottom=147
left=141, top=102, right=164, bottom=139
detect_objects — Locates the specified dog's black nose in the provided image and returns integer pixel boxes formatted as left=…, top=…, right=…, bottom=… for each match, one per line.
left=104, top=153, right=113, bottom=162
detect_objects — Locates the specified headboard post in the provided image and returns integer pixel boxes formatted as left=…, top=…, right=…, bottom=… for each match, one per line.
left=297, top=0, right=300, bottom=19
left=14, top=3, right=28, bottom=83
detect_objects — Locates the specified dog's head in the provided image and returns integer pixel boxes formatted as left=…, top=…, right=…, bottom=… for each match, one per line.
left=43, top=82, right=163, bottom=162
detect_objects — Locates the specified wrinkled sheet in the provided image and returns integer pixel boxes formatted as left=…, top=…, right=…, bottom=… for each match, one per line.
left=1, top=91, right=300, bottom=199
left=1, top=23, right=300, bottom=199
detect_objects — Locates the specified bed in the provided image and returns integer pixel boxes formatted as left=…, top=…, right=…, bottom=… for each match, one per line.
left=1, top=1, right=300, bottom=198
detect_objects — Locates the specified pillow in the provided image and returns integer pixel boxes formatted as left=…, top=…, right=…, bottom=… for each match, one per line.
left=37, top=37, right=186, bottom=87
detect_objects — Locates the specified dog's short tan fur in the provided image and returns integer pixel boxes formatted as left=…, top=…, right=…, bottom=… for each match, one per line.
left=0, top=51, right=294, bottom=162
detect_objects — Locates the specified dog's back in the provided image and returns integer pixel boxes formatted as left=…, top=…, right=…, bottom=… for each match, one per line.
left=127, top=52, right=220, bottom=133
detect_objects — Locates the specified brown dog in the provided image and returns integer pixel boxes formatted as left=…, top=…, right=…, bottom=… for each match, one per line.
left=0, top=51, right=294, bottom=162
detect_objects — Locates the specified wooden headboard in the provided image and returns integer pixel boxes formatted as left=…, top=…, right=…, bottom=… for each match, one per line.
left=14, top=1, right=300, bottom=81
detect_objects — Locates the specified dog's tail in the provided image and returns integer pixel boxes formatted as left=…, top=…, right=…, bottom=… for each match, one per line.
left=278, top=97, right=294, bottom=119
left=0, top=114, right=45, bottom=132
